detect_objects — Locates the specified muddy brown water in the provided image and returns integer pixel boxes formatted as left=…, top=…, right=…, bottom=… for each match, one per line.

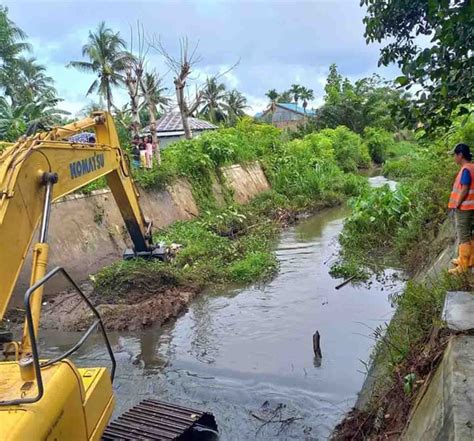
left=39, top=177, right=401, bottom=440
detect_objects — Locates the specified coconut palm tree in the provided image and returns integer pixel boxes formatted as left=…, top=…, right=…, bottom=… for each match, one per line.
left=0, top=96, right=29, bottom=140
left=290, top=84, right=304, bottom=107
left=0, top=6, right=30, bottom=61
left=140, top=71, right=169, bottom=164
left=68, top=22, right=129, bottom=112
left=200, top=77, right=227, bottom=123
left=299, top=87, right=314, bottom=114
left=15, top=57, right=55, bottom=102
left=223, top=90, right=247, bottom=125
left=0, top=93, right=68, bottom=141
left=141, top=72, right=169, bottom=114
left=265, top=89, right=279, bottom=103
left=0, top=6, right=32, bottom=106
left=277, top=90, right=293, bottom=103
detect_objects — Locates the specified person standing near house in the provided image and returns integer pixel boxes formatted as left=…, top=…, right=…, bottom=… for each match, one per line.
left=448, top=143, right=474, bottom=274
left=145, top=135, right=154, bottom=169
left=131, top=135, right=141, bottom=168
left=131, top=143, right=141, bottom=168
left=139, top=136, right=147, bottom=168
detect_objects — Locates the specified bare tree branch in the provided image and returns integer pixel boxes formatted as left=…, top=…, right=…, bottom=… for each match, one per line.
left=148, top=35, right=239, bottom=139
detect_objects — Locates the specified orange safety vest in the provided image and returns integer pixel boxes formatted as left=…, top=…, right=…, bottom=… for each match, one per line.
left=448, top=163, right=474, bottom=209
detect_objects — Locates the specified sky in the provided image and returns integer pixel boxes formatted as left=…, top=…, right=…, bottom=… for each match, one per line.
left=4, top=0, right=400, bottom=117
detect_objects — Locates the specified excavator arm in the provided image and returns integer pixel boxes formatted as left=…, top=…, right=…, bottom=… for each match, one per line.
left=0, top=111, right=152, bottom=322
left=0, top=112, right=217, bottom=441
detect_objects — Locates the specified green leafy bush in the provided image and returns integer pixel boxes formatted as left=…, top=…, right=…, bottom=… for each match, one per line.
left=364, top=127, right=394, bottom=164
left=386, top=140, right=417, bottom=160
left=318, top=126, right=371, bottom=172
left=339, top=185, right=412, bottom=263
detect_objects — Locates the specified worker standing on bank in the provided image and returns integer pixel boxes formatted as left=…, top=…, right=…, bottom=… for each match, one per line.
left=448, top=143, right=474, bottom=274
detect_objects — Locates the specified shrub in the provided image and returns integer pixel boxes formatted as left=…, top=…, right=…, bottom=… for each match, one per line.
left=319, top=126, right=371, bottom=172
left=386, top=140, right=417, bottom=159
left=364, top=127, right=394, bottom=164
left=339, top=185, right=412, bottom=263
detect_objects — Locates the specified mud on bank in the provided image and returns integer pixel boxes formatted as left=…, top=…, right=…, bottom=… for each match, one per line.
left=38, top=281, right=201, bottom=332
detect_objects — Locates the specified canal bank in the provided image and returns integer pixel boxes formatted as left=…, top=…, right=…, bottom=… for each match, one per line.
left=38, top=177, right=401, bottom=440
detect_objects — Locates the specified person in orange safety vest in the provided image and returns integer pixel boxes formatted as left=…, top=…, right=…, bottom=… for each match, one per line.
left=448, top=143, right=474, bottom=274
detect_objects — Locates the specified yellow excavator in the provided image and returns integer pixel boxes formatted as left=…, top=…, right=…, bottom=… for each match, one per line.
left=0, top=112, right=217, bottom=440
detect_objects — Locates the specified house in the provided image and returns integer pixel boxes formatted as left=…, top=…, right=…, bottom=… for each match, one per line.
left=256, top=102, right=316, bottom=130
left=145, top=112, right=218, bottom=148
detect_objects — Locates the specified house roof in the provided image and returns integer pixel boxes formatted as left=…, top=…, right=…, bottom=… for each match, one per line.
left=255, top=102, right=317, bottom=118
left=152, top=112, right=218, bottom=133
left=276, top=102, right=317, bottom=116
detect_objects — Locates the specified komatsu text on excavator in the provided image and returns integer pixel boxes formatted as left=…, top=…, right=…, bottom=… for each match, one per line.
left=0, top=112, right=217, bottom=440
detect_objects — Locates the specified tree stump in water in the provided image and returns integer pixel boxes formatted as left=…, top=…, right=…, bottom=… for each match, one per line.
left=313, top=331, right=322, bottom=367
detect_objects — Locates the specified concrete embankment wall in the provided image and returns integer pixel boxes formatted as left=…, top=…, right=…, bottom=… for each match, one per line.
left=15, top=162, right=270, bottom=296
left=352, top=216, right=474, bottom=440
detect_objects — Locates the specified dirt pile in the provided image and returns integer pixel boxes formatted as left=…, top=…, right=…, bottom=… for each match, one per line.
left=40, top=282, right=200, bottom=331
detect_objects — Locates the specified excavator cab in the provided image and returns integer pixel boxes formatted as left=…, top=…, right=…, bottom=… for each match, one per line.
left=0, top=113, right=217, bottom=440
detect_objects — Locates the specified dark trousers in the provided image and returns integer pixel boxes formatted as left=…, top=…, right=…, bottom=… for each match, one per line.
left=455, top=209, right=474, bottom=244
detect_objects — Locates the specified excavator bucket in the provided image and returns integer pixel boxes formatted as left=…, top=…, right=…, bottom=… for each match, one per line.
left=102, top=399, right=218, bottom=440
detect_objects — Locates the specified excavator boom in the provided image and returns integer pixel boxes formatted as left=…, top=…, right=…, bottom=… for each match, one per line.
left=0, top=112, right=151, bottom=321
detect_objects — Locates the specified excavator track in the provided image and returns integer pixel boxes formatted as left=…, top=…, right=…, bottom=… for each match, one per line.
left=102, top=399, right=218, bottom=440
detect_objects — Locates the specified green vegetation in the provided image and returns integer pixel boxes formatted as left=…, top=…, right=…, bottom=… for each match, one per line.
left=341, top=271, right=473, bottom=439
left=333, top=119, right=474, bottom=436
left=95, top=198, right=281, bottom=295
left=362, top=0, right=473, bottom=130
left=94, top=118, right=383, bottom=297
left=363, top=127, right=394, bottom=164
left=0, top=7, right=68, bottom=141
left=335, top=120, right=474, bottom=276
left=314, top=65, right=407, bottom=134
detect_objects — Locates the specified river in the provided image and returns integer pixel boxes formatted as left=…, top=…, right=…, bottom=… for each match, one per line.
left=40, top=176, right=400, bottom=440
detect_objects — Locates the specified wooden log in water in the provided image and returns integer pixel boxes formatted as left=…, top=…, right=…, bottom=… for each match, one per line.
left=335, top=275, right=357, bottom=290
left=313, top=331, right=322, bottom=359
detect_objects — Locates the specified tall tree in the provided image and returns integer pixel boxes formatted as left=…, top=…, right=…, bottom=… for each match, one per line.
left=265, top=89, right=279, bottom=102
left=14, top=57, right=55, bottom=103
left=289, top=84, right=303, bottom=106
left=124, top=23, right=148, bottom=135
left=151, top=36, right=238, bottom=139
left=0, top=6, right=30, bottom=62
left=276, top=90, right=293, bottom=103
left=0, top=6, right=32, bottom=106
left=68, top=22, right=129, bottom=112
left=362, top=0, right=473, bottom=130
left=200, top=77, right=227, bottom=123
left=140, top=71, right=169, bottom=164
left=324, top=63, right=343, bottom=105
left=316, top=65, right=404, bottom=133
left=223, top=89, right=247, bottom=125
left=0, top=7, right=66, bottom=139
left=151, top=37, right=203, bottom=139
left=299, top=86, right=314, bottom=114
